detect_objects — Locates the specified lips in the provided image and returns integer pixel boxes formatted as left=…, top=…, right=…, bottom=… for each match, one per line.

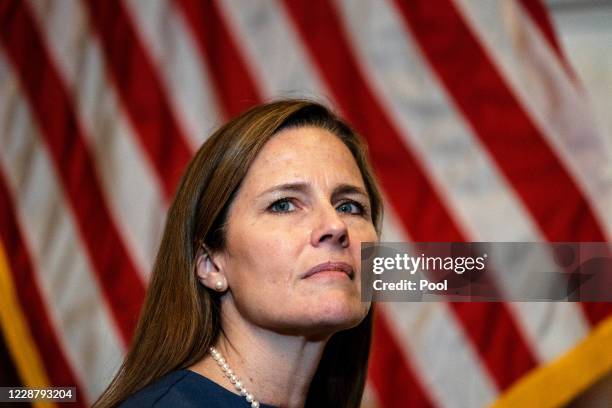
left=303, top=261, right=354, bottom=279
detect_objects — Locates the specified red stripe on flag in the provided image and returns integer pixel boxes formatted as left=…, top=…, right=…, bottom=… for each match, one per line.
left=175, top=0, right=262, bottom=118
left=449, top=304, right=536, bottom=391
left=453, top=303, right=538, bottom=389
left=0, top=0, right=144, bottom=344
left=392, top=0, right=612, bottom=326
left=370, top=310, right=436, bottom=408
left=282, top=0, right=538, bottom=392
left=0, top=169, right=87, bottom=407
left=83, top=0, right=192, bottom=200
left=281, top=0, right=463, bottom=241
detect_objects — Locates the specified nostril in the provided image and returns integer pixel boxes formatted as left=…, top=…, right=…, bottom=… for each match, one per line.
left=337, top=232, right=349, bottom=247
left=317, top=231, right=348, bottom=246
left=319, top=233, right=333, bottom=243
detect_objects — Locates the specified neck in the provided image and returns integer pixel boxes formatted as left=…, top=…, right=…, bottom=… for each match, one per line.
left=191, top=298, right=330, bottom=408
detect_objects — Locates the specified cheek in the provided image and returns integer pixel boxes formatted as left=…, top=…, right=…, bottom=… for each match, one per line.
left=350, top=223, right=378, bottom=266
left=351, top=221, right=378, bottom=244
left=226, top=229, right=298, bottom=286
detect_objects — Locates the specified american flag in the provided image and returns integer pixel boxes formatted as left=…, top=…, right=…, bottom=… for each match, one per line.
left=1, top=0, right=611, bottom=407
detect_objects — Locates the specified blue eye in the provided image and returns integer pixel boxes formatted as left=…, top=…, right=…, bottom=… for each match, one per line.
left=337, top=201, right=364, bottom=214
left=269, top=199, right=296, bottom=213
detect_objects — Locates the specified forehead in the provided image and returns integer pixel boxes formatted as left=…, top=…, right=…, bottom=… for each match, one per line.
left=243, top=126, right=365, bottom=191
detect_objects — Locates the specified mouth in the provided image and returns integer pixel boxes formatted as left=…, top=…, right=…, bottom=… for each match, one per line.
left=302, top=261, right=354, bottom=280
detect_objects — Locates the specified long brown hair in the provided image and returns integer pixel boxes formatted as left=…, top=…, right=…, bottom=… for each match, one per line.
left=94, top=100, right=384, bottom=408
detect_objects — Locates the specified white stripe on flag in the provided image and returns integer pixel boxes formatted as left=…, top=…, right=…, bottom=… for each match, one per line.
left=453, top=0, right=612, bottom=240
left=337, top=0, right=538, bottom=242
left=28, top=0, right=168, bottom=276
left=218, top=0, right=331, bottom=102
left=507, top=302, right=589, bottom=363
left=381, top=196, right=413, bottom=243
left=336, top=0, right=589, bottom=364
left=382, top=302, right=498, bottom=408
left=124, top=0, right=222, bottom=147
left=0, top=52, right=124, bottom=402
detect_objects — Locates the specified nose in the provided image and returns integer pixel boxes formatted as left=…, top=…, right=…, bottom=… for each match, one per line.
left=310, top=204, right=350, bottom=249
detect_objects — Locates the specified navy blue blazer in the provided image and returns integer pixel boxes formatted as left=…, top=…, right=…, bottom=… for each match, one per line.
left=119, top=369, right=278, bottom=407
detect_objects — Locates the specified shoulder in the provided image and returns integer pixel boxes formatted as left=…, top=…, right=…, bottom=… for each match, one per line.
left=118, top=369, right=247, bottom=408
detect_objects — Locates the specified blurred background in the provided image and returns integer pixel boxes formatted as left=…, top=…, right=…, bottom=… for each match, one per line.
left=1, top=0, right=611, bottom=407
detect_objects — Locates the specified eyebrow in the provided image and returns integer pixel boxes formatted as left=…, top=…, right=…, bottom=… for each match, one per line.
left=257, top=182, right=369, bottom=201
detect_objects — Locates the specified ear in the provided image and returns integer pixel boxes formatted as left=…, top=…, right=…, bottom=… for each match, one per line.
left=195, top=245, right=228, bottom=292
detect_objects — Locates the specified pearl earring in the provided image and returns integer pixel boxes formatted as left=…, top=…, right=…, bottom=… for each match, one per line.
left=214, top=280, right=224, bottom=291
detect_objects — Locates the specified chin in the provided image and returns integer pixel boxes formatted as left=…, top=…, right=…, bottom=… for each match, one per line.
left=303, top=298, right=369, bottom=335
left=266, top=291, right=370, bottom=337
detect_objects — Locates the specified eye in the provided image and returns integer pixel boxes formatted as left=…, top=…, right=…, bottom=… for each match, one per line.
left=268, top=198, right=297, bottom=213
left=336, top=201, right=364, bottom=215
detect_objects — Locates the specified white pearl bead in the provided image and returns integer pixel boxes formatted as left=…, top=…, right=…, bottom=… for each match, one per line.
left=209, top=347, right=259, bottom=407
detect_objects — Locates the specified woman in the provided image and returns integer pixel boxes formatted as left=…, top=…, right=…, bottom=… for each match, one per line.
left=94, top=100, right=383, bottom=408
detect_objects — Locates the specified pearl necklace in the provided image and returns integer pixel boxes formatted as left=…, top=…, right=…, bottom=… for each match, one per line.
left=209, top=346, right=260, bottom=408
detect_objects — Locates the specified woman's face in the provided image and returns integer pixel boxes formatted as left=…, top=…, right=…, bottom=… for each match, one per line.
left=215, top=126, right=377, bottom=337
